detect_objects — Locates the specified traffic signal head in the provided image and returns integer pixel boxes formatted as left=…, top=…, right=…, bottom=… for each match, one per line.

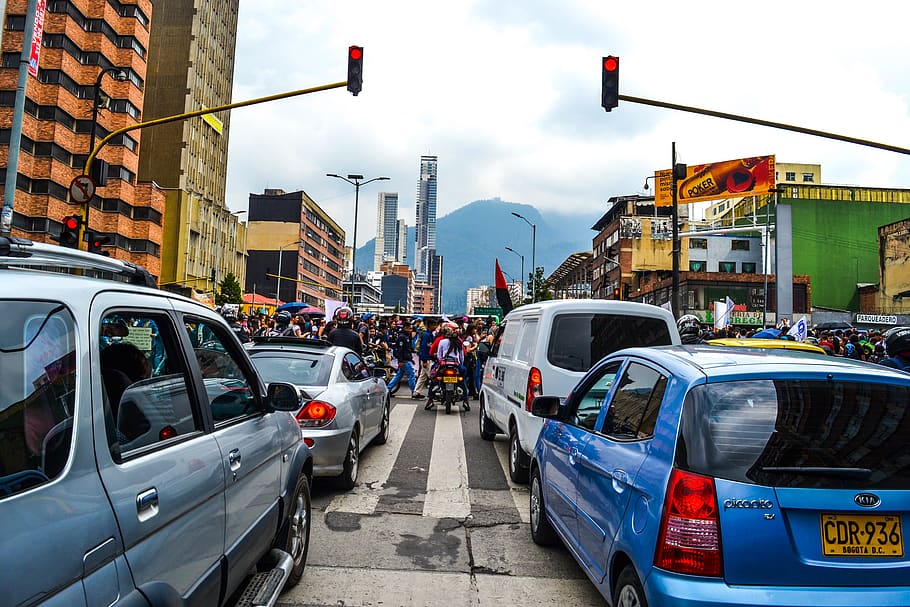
left=53, top=214, right=82, bottom=248
left=601, top=55, right=619, bottom=112
left=87, top=232, right=112, bottom=256
left=612, top=287, right=620, bottom=299
left=347, top=45, right=363, bottom=96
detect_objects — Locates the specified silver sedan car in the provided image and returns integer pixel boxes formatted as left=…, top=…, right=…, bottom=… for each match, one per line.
left=248, top=337, right=390, bottom=489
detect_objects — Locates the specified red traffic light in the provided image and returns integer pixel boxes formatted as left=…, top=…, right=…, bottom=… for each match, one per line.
left=347, top=45, right=363, bottom=96
left=603, top=56, right=618, bottom=72
left=349, top=46, right=362, bottom=61
left=64, top=216, right=79, bottom=230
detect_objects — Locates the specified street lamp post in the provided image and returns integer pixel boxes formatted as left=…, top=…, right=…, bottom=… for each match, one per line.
left=326, top=173, right=389, bottom=310
left=504, top=246, right=525, bottom=301
left=511, top=212, right=537, bottom=302
left=84, top=67, right=128, bottom=245
left=276, top=239, right=303, bottom=305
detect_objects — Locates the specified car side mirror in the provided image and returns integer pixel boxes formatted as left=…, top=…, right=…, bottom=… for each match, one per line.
left=372, top=367, right=387, bottom=378
left=531, top=395, right=562, bottom=419
left=267, top=382, right=301, bottom=412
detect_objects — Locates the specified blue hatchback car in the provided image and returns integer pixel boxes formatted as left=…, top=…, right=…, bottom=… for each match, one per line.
left=529, top=345, right=910, bottom=606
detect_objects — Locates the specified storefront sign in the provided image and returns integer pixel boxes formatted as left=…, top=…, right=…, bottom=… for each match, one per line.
left=855, top=314, right=898, bottom=325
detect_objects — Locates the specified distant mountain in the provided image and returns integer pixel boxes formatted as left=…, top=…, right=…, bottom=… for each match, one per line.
left=356, top=198, right=600, bottom=313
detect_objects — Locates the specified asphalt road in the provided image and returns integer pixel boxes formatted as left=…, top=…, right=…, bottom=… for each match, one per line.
left=277, top=394, right=606, bottom=606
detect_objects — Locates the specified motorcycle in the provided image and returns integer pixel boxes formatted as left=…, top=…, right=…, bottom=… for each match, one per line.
left=363, top=345, right=399, bottom=394
left=426, top=359, right=468, bottom=414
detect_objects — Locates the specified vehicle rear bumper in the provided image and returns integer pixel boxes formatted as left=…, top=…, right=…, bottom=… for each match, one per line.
left=301, top=427, right=349, bottom=477
left=645, top=569, right=910, bottom=606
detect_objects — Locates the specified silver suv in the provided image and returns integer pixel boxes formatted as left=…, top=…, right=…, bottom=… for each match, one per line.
left=0, top=238, right=312, bottom=607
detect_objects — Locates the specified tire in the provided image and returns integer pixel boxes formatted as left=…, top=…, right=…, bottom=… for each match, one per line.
left=530, top=468, right=558, bottom=546
left=336, top=428, right=359, bottom=490
left=372, top=396, right=390, bottom=446
left=479, top=401, right=496, bottom=441
left=508, top=425, right=530, bottom=483
left=283, top=473, right=311, bottom=587
left=614, top=564, right=648, bottom=607
left=444, top=392, right=452, bottom=415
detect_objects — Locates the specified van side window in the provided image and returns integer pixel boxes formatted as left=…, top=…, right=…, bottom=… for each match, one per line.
left=497, top=321, right=521, bottom=359
left=514, top=319, right=539, bottom=363
left=100, top=312, right=200, bottom=460
left=490, top=321, right=507, bottom=357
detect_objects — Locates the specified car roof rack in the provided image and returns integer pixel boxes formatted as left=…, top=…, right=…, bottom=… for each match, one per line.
left=0, top=236, right=157, bottom=287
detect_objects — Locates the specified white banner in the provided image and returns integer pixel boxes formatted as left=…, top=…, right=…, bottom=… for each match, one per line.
left=324, top=299, right=345, bottom=322
left=787, top=316, right=808, bottom=342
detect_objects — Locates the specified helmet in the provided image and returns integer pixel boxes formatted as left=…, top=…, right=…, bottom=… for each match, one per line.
left=222, top=308, right=237, bottom=322
left=677, top=314, right=702, bottom=343
left=275, top=310, right=292, bottom=325
left=334, top=306, right=354, bottom=326
left=361, top=312, right=373, bottom=321
left=884, top=326, right=910, bottom=357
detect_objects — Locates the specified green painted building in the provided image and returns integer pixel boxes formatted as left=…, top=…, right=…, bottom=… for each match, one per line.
left=734, top=184, right=910, bottom=311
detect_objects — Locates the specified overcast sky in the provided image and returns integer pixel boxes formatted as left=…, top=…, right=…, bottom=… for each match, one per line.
left=224, top=0, right=910, bottom=241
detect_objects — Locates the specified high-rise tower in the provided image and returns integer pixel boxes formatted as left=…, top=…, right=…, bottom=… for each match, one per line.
left=374, top=192, right=400, bottom=270
left=414, top=155, right=437, bottom=281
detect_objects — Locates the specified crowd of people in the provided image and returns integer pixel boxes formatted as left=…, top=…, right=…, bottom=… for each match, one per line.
left=219, top=305, right=501, bottom=399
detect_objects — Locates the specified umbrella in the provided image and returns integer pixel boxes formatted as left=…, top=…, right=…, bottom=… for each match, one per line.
left=752, top=328, right=782, bottom=339
left=277, top=303, right=324, bottom=316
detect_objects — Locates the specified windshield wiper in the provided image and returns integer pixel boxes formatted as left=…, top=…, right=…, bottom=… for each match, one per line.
left=760, top=466, right=872, bottom=479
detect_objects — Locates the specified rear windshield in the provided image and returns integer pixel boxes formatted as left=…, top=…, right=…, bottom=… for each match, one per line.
left=0, top=302, right=76, bottom=498
left=547, top=313, right=673, bottom=372
left=676, top=380, right=910, bottom=489
left=251, top=352, right=332, bottom=387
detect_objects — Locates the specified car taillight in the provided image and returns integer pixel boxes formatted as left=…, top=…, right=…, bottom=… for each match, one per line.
left=525, top=367, right=542, bottom=412
left=295, top=400, right=336, bottom=428
left=654, top=468, right=722, bottom=577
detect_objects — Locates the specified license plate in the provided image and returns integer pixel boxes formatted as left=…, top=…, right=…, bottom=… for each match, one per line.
left=442, top=376, right=458, bottom=383
left=820, top=513, right=904, bottom=557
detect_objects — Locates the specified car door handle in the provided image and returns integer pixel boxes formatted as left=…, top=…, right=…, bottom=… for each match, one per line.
left=228, top=449, right=242, bottom=471
left=136, top=488, right=158, bottom=521
left=569, top=447, right=580, bottom=465
left=612, top=469, right=629, bottom=492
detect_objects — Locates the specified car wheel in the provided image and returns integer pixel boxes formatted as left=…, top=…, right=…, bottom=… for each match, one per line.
left=479, top=401, right=496, bottom=441
left=283, top=473, right=311, bottom=587
left=336, top=428, right=359, bottom=490
left=372, top=396, right=391, bottom=446
left=530, top=468, right=558, bottom=546
left=614, top=564, right=648, bottom=607
left=508, top=425, right=530, bottom=483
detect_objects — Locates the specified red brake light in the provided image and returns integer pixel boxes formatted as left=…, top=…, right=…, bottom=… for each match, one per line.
left=444, top=367, right=456, bottom=376
left=655, top=469, right=722, bottom=577
left=526, top=367, right=542, bottom=412
left=159, top=425, right=177, bottom=441
left=295, top=400, right=336, bottom=427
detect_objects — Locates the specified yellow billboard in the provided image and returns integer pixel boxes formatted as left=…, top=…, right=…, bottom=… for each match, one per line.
left=654, top=155, right=775, bottom=207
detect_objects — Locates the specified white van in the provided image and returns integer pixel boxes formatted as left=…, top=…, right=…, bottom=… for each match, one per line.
left=479, top=299, right=680, bottom=482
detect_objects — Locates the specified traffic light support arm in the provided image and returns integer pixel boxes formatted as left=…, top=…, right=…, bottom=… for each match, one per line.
left=84, top=80, right=348, bottom=175
left=619, top=94, right=910, bottom=156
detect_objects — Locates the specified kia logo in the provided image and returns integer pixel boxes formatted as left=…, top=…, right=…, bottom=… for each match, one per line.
left=854, top=493, right=880, bottom=508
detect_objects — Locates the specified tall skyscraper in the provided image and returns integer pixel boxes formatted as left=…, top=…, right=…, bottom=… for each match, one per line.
left=374, top=192, right=400, bottom=270
left=137, top=0, right=245, bottom=292
left=414, top=155, right=437, bottom=281
left=396, top=218, right=407, bottom=264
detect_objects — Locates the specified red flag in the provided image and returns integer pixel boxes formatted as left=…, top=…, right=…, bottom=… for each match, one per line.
left=495, top=259, right=514, bottom=315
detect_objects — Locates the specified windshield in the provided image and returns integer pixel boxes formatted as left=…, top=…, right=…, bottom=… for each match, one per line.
left=251, top=352, right=333, bottom=387
left=676, top=379, right=910, bottom=489
left=0, top=301, right=76, bottom=497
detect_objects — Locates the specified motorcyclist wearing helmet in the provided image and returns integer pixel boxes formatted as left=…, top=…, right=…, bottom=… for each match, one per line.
left=274, top=310, right=300, bottom=337
left=677, top=314, right=705, bottom=345
left=222, top=307, right=250, bottom=343
left=327, top=306, right=362, bottom=355
left=880, top=326, right=910, bottom=372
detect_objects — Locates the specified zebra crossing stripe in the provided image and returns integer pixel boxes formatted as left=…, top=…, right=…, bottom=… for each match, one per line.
left=422, top=407, right=471, bottom=518
left=493, top=441, right=531, bottom=523
left=325, top=403, right=418, bottom=515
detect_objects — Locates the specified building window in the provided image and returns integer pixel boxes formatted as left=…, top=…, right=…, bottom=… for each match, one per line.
left=731, top=239, right=750, bottom=251
left=742, top=262, right=756, bottom=274
left=689, top=260, right=707, bottom=272
left=785, top=171, right=796, bottom=181
left=718, top=261, right=736, bottom=273
left=802, top=173, right=814, bottom=182
left=689, top=238, right=707, bottom=249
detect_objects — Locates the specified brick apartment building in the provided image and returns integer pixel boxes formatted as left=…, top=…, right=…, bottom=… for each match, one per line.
left=0, top=0, right=163, bottom=276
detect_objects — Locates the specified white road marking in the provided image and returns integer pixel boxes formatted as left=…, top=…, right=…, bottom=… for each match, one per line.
left=325, top=402, right=417, bottom=515
left=423, top=407, right=471, bottom=518
left=493, top=439, right=531, bottom=523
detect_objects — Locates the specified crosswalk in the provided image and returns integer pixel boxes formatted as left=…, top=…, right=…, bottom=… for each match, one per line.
left=324, top=402, right=530, bottom=523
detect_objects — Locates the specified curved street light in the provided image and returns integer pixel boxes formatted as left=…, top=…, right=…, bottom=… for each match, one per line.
left=511, top=212, right=537, bottom=302
left=504, top=246, right=525, bottom=300
left=326, top=173, right=389, bottom=310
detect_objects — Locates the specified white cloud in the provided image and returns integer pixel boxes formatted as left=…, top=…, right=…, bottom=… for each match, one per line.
left=226, top=0, right=910, bottom=242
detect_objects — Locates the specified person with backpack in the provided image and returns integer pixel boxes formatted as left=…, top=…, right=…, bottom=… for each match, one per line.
left=387, top=320, right=417, bottom=396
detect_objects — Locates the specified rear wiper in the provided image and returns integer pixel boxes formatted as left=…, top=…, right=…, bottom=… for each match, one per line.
left=760, top=466, right=872, bottom=479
